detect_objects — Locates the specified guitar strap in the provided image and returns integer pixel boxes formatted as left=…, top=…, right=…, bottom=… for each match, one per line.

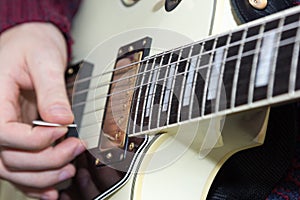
left=207, top=1, right=300, bottom=199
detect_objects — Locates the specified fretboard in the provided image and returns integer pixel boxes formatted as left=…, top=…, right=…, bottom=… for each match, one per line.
left=127, top=6, right=300, bottom=136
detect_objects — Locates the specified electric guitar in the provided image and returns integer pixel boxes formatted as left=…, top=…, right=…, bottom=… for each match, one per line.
left=61, top=1, right=300, bottom=199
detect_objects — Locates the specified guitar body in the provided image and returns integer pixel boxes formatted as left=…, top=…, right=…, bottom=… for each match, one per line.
left=105, top=110, right=269, bottom=200
left=63, top=1, right=300, bottom=200
left=71, top=0, right=238, bottom=63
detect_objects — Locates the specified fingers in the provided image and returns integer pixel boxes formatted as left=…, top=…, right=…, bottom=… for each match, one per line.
left=0, top=124, right=67, bottom=150
left=0, top=22, right=73, bottom=125
left=0, top=137, right=85, bottom=170
left=30, top=59, right=73, bottom=124
left=15, top=185, right=58, bottom=200
left=60, top=168, right=100, bottom=200
left=0, top=160, right=76, bottom=189
left=76, top=168, right=99, bottom=200
left=0, top=22, right=83, bottom=200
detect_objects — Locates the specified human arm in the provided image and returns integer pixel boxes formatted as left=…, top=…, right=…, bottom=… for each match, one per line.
left=0, top=1, right=83, bottom=199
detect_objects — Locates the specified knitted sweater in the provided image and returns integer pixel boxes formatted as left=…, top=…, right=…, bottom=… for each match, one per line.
left=0, top=1, right=299, bottom=200
left=0, top=0, right=81, bottom=56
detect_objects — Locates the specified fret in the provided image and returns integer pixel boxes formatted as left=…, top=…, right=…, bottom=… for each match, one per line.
left=135, top=58, right=154, bottom=133
left=141, top=57, right=157, bottom=131
left=202, top=39, right=218, bottom=116
left=235, top=57, right=252, bottom=106
left=266, top=19, right=284, bottom=99
left=129, top=61, right=148, bottom=134
left=145, top=58, right=160, bottom=118
left=157, top=52, right=172, bottom=128
left=169, top=48, right=187, bottom=124
left=221, top=58, right=236, bottom=109
left=221, top=36, right=242, bottom=109
left=163, top=59, right=176, bottom=112
left=207, top=47, right=224, bottom=101
left=248, top=24, right=265, bottom=104
left=148, top=55, right=164, bottom=130
left=166, top=49, right=182, bottom=125
left=178, top=46, right=193, bottom=122
left=290, top=20, right=300, bottom=93
left=189, top=42, right=204, bottom=119
left=126, top=7, right=300, bottom=135
left=295, top=46, right=300, bottom=89
left=287, top=12, right=300, bottom=91
left=273, top=17, right=300, bottom=96
left=230, top=29, right=248, bottom=108
left=252, top=19, right=282, bottom=101
left=274, top=42, right=295, bottom=95
left=235, top=27, right=259, bottom=106
left=192, top=64, right=209, bottom=118
left=182, top=47, right=196, bottom=107
left=215, top=34, right=231, bottom=112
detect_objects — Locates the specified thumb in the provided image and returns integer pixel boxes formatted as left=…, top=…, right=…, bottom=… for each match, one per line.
left=27, top=26, right=73, bottom=124
left=34, top=65, right=73, bottom=124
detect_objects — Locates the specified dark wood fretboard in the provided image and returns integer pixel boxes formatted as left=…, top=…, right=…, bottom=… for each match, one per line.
left=127, top=7, right=300, bottom=136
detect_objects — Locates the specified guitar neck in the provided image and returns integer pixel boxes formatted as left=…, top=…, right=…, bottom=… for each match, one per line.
left=127, top=6, right=300, bottom=136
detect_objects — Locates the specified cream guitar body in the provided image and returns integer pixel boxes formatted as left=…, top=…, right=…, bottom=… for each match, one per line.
left=65, top=1, right=300, bottom=200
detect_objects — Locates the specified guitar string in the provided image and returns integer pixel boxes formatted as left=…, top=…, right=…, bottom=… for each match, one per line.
left=72, top=34, right=298, bottom=133
left=71, top=34, right=299, bottom=110
left=69, top=27, right=300, bottom=115
left=73, top=34, right=299, bottom=131
left=66, top=19, right=298, bottom=92
left=71, top=12, right=300, bottom=134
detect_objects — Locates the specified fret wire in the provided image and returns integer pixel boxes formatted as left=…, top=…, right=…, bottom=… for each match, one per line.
left=80, top=65, right=199, bottom=116
left=267, top=18, right=285, bottom=98
left=215, top=33, right=232, bottom=112
left=230, top=28, right=249, bottom=108
left=71, top=35, right=299, bottom=110
left=289, top=19, right=300, bottom=94
left=157, top=51, right=173, bottom=128
left=147, top=54, right=165, bottom=129
left=145, top=61, right=159, bottom=118
left=189, top=43, right=205, bottom=119
left=78, top=40, right=300, bottom=133
left=71, top=21, right=300, bottom=98
left=177, top=46, right=194, bottom=122
left=201, top=39, right=218, bottom=116
left=74, top=42, right=196, bottom=85
left=140, top=57, right=157, bottom=132
left=162, top=63, right=176, bottom=111
left=200, top=41, right=210, bottom=116
left=70, top=24, right=300, bottom=111
left=72, top=54, right=202, bottom=97
left=74, top=9, right=300, bottom=137
left=248, top=23, right=265, bottom=104
left=72, top=53, right=209, bottom=105
left=183, top=52, right=197, bottom=107
left=166, top=49, right=183, bottom=125
left=132, top=59, right=149, bottom=134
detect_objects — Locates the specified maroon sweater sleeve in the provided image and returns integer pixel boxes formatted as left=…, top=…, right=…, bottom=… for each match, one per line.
left=0, top=0, right=81, bottom=57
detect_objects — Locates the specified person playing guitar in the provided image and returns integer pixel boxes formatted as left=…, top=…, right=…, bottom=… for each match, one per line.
left=0, top=0, right=299, bottom=199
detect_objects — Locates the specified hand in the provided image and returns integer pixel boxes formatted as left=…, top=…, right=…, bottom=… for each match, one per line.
left=0, top=22, right=85, bottom=199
